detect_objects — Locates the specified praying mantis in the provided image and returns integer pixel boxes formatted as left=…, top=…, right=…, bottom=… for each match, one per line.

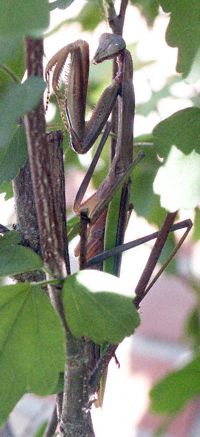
left=45, top=32, right=193, bottom=410
left=45, top=32, right=192, bottom=281
left=45, top=33, right=138, bottom=244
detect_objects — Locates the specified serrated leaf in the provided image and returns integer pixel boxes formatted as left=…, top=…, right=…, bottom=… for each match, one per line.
left=62, top=270, right=140, bottom=344
left=160, top=0, right=200, bottom=81
left=153, top=108, right=200, bottom=156
left=152, top=108, right=200, bottom=211
left=150, top=353, right=200, bottom=414
left=0, top=0, right=49, bottom=37
left=0, top=77, right=46, bottom=149
left=0, top=283, right=64, bottom=425
left=0, top=232, right=43, bottom=276
left=0, top=124, right=28, bottom=184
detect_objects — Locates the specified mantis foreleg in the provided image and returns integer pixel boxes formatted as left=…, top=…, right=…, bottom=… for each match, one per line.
left=45, top=34, right=125, bottom=154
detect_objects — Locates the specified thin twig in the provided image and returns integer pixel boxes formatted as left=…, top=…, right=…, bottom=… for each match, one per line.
left=103, top=0, right=128, bottom=35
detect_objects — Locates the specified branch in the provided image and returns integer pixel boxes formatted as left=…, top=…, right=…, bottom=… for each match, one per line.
left=13, top=160, right=41, bottom=254
left=24, top=38, right=69, bottom=279
left=24, top=37, right=69, bottom=435
left=103, top=0, right=128, bottom=34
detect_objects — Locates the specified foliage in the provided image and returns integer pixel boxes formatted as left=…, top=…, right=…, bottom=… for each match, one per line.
left=0, top=282, right=64, bottom=424
left=153, top=108, right=200, bottom=211
left=151, top=353, right=200, bottom=415
left=0, top=231, right=43, bottom=276
left=62, top=270, right=139, bottom=344
left=0, top=0, right=200, bottom=435
left=160, top=0, right=200, bottom=81
left=130, top=0, right=159, bottom=26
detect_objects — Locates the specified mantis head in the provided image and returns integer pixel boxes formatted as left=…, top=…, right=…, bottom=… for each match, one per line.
left=93, top=33, right=126, bottom=64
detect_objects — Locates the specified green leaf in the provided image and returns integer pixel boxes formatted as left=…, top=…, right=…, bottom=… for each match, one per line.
left=131, top=0, right=160, bottom=26
left=0, top=230, right=21, bottom=245
left=0, top=77, right=46, bottom=149
left=153, top=108, right=200, bottom=156
left=160, top=0, right=200, bottom=81
left=0, top=282, right=64, bottom=425
left=154, top=145, right=200, bottom=211
left=77, top=1, right=102, bottom=31
left=0, top=0, right=49, bottom=37
left=49, top=0, right=75, bottom=10
left=34, top=422, right=48, bottom=437
left=192, top=208, right=200, bottom=241
left=186, top=308, right=200, bottom=348
left=130, top=147, right=166, bottom=226
left=0, top=232, right=43, bottom=276
left=0, top=45, right=25, bottom=88
left=152, top=108, right=200, bottom=211
left=0, top=124, right=28, bottom=184
left=150, top=353, right=200, bottom=414
left=0, top=37, right=23, bottom=64
left=0, top=181, right=13, bottom=200
left=67, top=215, right=80, bottom=241
left=62, top=270, right=140, bottom=344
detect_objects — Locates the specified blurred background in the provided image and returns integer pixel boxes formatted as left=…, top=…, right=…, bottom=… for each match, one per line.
left=1, top=1, right=200, bottom=436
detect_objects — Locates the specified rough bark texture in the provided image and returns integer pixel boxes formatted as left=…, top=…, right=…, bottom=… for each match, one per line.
left=13, top=159, right=45, bottom=282
left=13, top=160, right=40, bottom=253
left=60, top=337, right=95, bottom=437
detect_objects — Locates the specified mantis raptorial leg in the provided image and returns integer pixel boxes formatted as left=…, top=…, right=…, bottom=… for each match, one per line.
left=46, top=33, right=137, bottom=226
left=45, top=34, right=125, bottom=154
